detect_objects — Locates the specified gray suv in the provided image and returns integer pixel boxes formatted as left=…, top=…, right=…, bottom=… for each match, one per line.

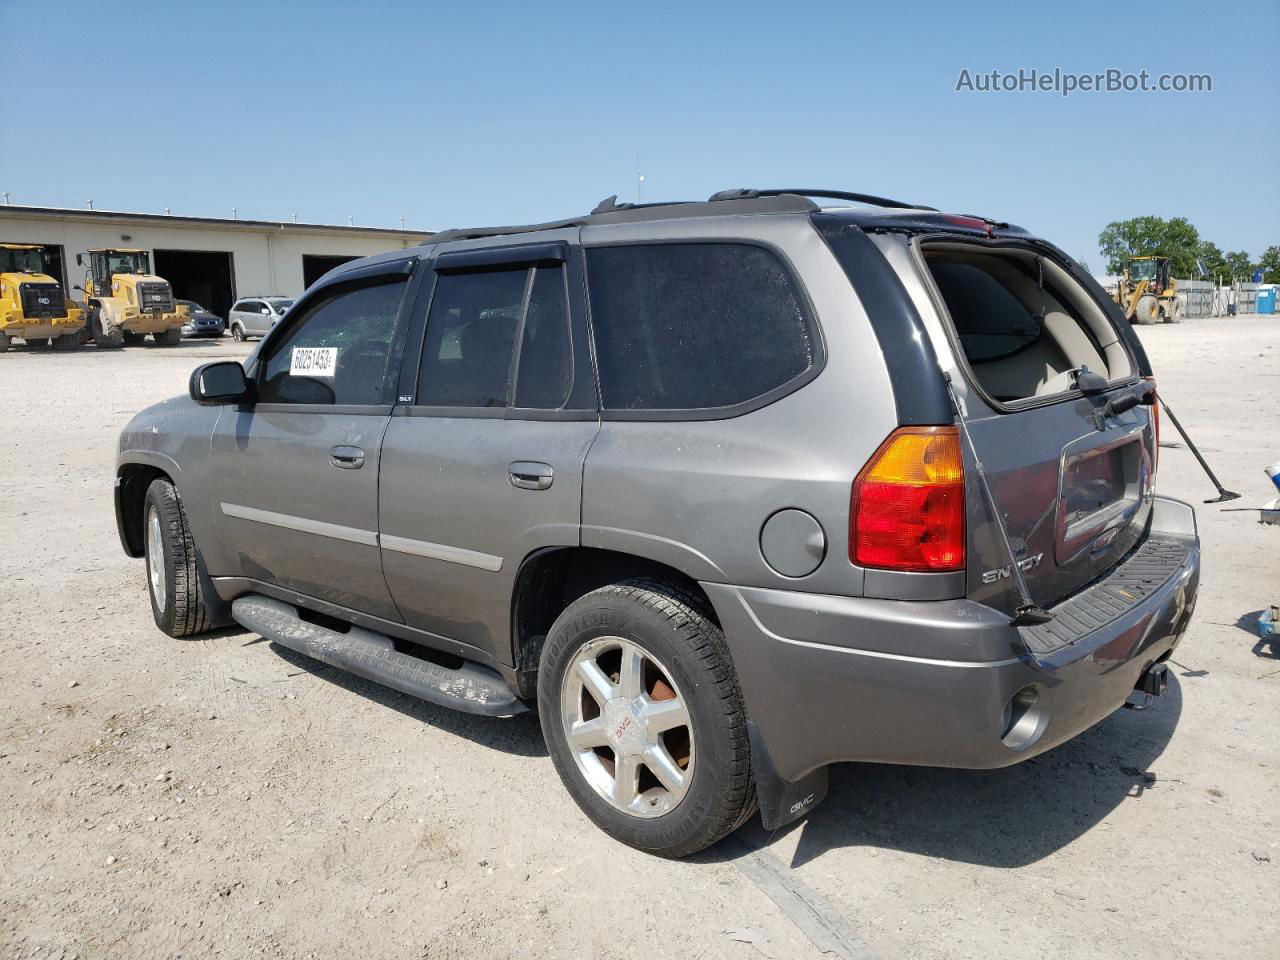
left=114, top=189, right=1200, bottom=857
left=227, top=296, right=294, bottom=341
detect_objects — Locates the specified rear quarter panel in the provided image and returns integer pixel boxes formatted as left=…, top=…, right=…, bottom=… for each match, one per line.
left=579, top=215, right=900, bottom=596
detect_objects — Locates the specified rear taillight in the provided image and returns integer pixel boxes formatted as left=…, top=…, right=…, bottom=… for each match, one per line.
left=850, top=426, right=966, bottom=572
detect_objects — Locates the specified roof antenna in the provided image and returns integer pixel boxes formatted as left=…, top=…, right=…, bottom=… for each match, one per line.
left=944, top=373, right=1054, bottom=631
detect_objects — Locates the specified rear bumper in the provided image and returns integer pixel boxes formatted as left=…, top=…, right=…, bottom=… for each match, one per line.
left=3, top=316, right=84, bottom=338
left=705, top=496, right=1199, bottom=783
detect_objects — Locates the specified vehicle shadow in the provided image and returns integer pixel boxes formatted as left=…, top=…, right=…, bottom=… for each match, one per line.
left=268, top=642, right=547, bottom=758
left=734, top=676, right=1184, bottom=870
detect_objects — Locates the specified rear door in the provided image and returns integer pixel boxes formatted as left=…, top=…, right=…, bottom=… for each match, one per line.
left=210, top=262, right=417, bottom=621
left=377, top=234, right=599, bottom=663
left=909, top=238, right=1155, bottom=613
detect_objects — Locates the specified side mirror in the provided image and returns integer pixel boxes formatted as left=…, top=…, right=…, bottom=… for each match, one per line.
left=189, top=361, right=253, bottom=406
left=73, top=284, right=85, bottom=293
left=76, top=254, right=83, bottom=266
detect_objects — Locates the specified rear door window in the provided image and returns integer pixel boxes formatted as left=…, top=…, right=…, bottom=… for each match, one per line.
left=584, top=243, right=818, bottom=413
left=416, top=264, right=573, bottom=411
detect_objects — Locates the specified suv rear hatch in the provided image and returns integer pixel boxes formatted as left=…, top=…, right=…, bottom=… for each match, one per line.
left=912, top=237, right=1157, bottom=614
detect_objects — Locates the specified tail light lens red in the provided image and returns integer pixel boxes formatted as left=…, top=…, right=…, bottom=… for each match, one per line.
left=850, top=426, right=966, bottom=572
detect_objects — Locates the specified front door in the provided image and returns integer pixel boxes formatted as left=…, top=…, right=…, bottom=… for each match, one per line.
left=378, top=237, right=599, bottom=663
left=210, top=266, right=416, bottom=622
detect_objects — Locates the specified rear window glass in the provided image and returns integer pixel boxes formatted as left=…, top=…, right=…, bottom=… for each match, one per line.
left=585, top=243, right=816, bottom=411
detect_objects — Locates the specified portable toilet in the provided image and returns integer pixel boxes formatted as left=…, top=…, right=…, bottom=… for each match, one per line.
left=1258, top=287, right=1277, bottom=315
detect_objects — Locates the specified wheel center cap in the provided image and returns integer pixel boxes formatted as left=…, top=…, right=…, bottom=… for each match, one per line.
left=602, top=698, right=644, bottom=757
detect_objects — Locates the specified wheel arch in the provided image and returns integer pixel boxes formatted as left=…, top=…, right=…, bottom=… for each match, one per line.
left=509, top=546, right=720, bottom=699
left=115, top=459, right=177, bottom=556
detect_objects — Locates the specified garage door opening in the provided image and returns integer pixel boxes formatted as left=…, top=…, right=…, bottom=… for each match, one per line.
left=302, top=254, right=360, bottom=290
left=153, top=249, right=235, bottom=319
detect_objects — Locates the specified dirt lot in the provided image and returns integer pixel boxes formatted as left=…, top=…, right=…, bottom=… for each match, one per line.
left=2, top=318, right=1277, bottom=960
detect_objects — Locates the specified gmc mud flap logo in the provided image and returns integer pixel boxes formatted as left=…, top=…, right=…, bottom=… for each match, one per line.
left=789, top=793, right=816, bottom=815
left=981, top=552, right=1044, bottom=584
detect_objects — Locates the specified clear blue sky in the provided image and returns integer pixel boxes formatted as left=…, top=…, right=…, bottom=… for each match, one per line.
left=2, top=0, right=1276, bottom=269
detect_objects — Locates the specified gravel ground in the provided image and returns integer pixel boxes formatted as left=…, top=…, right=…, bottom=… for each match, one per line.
left=1, top=319, right=1277, bottom=960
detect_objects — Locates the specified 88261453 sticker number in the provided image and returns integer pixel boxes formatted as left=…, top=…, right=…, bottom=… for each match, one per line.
left=289, top=347, right=338, bottom=378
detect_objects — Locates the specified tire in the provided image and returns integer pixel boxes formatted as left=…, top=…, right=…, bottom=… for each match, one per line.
left=156, top=327, right=182, bottom=346
left=538, top=579, right=755, bottom=858
left=90, top=310, right=124, bottom=349
left=1133, top=295, right=1160, bottom=325
left=142, top=478, right=231, bottom=638
left=231, top=323, right=245, bottom=342
left=0, top=332, right=10, bottom=352
left=122, top=331, right=147, bottom=345
left=52, top=332, right=79, bottom=351
left=25, top=337, right=50, bottom=349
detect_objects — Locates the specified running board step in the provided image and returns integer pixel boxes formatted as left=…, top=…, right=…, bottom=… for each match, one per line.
left=231, top=595, right=527, bottom=717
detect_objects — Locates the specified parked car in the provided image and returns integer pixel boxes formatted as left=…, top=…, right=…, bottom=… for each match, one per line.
left=178, top=300, right=225, bottom=338
left=114, top=188, right=1200, bottom=858
left=227, top=296, right=294, bottom=341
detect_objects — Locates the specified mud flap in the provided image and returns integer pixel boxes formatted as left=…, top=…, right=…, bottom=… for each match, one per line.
left=748, top=720, right=829, bottom=831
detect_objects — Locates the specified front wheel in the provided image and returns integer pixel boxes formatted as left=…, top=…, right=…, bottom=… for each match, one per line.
left=143, top=478, right=230, bottom=637
left=90, top=310, right=124, bottom=349
left=230, top=323, right=245, bottom=342
left=538, top=580, right=755, bottom=858
left=1133, top=295, right=1161, bottom=325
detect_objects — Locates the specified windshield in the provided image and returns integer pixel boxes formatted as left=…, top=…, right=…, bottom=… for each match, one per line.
left=0, top=248, right=44, bottom=274
left=1129, top=259, right=1158, bottom=282
left=106, top=251, right=150, bottom=275
left=182, top=301, right=206, bottom=312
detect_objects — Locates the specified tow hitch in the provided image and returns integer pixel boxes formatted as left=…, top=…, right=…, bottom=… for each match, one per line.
left=1124, top=662, right=1169, bottom=711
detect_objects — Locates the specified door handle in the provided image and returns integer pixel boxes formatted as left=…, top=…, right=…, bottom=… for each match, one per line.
left=330, top=445, right=365, bottom=469
left=508, top=461, right=553, bottom=490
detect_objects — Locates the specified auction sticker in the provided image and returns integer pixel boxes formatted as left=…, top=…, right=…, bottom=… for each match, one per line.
left=290, top=347, right=338, bottom=377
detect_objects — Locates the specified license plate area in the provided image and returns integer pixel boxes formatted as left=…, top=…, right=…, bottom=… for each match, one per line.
left=1057, top=429, right=1146, bottom=566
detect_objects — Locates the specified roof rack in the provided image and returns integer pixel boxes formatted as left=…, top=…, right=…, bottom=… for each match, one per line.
left=427, top=193, right=820, bottom=244
left=708, top=188, right=936, bottom=211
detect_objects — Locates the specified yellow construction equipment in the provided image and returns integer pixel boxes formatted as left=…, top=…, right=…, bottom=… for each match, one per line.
left=76, top=248, right=186, bottom=348
left=1113, top=256, right=1185, bottom=325
left=0, top=243, right=85, bottom=352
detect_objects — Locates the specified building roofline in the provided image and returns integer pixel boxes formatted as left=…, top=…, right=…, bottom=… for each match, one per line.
left=0, top=204, right=432, bottom=239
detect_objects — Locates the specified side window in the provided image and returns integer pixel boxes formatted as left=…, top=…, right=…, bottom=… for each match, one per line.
left=417, top=264, right=572, bottom=410
left=258, top=278, right=409, bottom=406
left=585, top=243, right=817, bottom=412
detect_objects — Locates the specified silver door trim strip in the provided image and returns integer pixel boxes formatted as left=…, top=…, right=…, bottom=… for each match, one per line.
left=219, top=502, right=379, bottom=547
left=380, top=534, right=504, bottom=572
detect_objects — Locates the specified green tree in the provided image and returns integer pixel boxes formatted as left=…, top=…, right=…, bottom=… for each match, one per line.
left=1258, top=246, right=1280, bottom=284
left=1224, top=250, right=1253, bottom=282
left=1098, top=216, right=1202, bottom=276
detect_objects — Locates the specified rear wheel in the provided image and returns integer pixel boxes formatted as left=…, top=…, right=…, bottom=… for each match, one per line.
left=25, top=337, right=50, bottom=349
left=52, top=332, right=79, bottom=351
left=122, top=331, right=147, bottom=345
left=0, top=332, right=10, bottom=352
left=538, top=580, right=755, bottom=858
left=156, top=327, right=182, bottom=346
left=143, top=478, right=231, bottom=637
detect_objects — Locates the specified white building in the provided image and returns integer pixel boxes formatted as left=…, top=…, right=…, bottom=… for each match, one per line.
left=0, top=205, right=431, bottom=318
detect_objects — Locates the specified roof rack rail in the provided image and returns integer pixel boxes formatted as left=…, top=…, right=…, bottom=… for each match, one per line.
left=708, top=188, right=936, bottom=212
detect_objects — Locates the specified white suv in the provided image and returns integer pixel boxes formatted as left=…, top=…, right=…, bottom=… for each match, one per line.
left=228, top=297, right=294, bottom=341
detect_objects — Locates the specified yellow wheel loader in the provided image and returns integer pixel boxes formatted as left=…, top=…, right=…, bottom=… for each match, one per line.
left=1114, top=256, right=1186, bottom=325
left=75, top=248, right=186, bottom=349
left=0, top=244, right=85, bottom=352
